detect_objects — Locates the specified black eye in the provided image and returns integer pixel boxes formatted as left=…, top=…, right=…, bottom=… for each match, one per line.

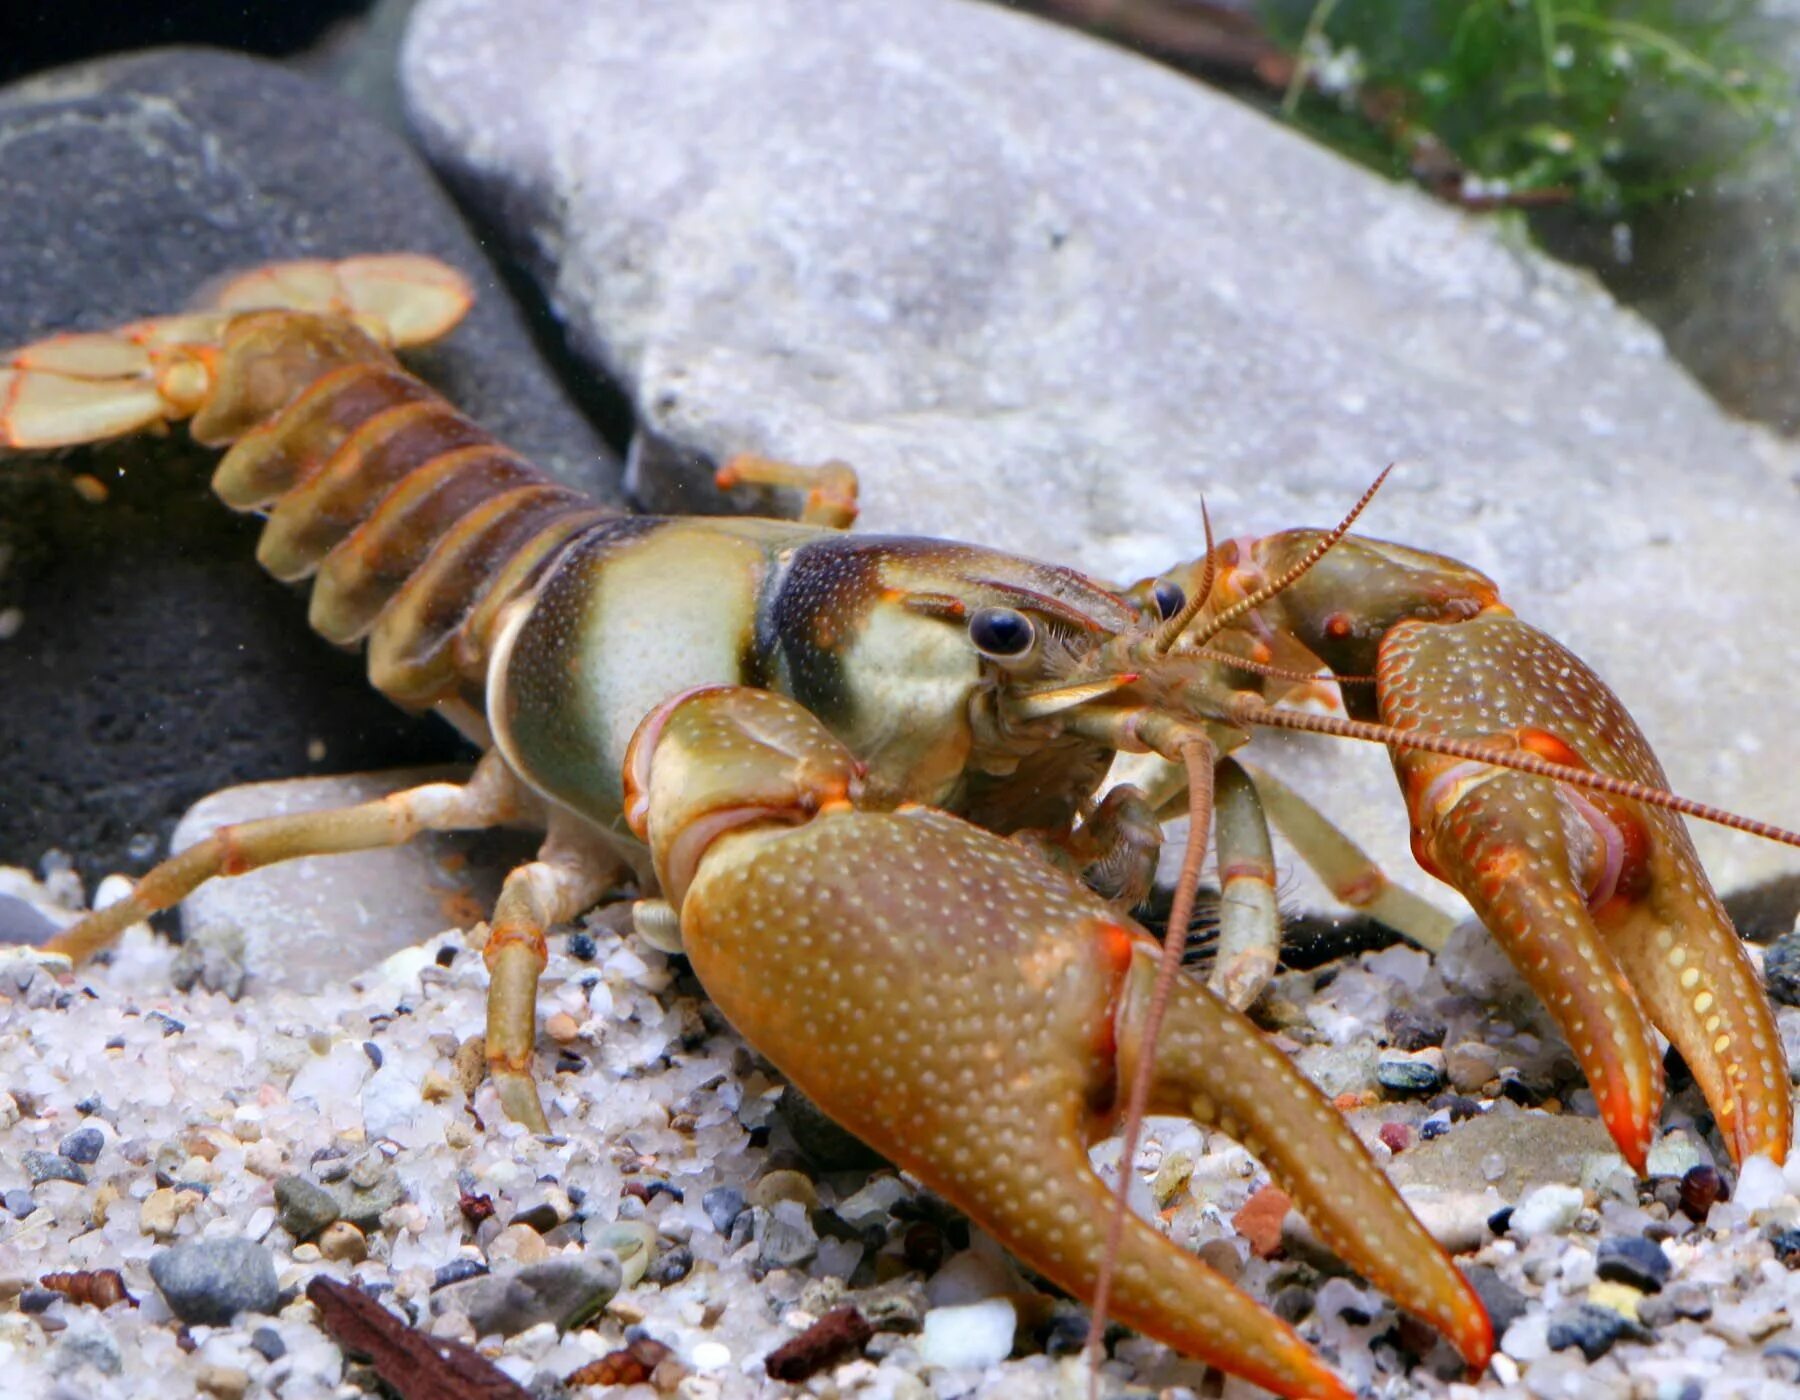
left=969, top=606, right=1035, bottom=658
left=1150, top=579, right=1185, bottom=621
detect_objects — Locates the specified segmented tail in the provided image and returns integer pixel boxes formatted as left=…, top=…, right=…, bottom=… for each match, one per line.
left=1, top=255, right=611, bottom=717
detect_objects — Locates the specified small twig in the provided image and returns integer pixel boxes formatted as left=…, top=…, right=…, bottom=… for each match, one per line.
left=306, top=1276, right=531, bottom=1400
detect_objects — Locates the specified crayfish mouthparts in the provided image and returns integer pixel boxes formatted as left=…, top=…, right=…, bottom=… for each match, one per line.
left=628, top=687, right=1493, bottom=1398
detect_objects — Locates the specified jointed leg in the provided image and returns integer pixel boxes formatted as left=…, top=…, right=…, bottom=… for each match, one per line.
left=1241, top=760, right=1457, bottom=953
left=478, top=818, right=621, bottom=1131
left=1209, top=759, right=1280, bottom=1009
left=713, top=452, right=859, bottom=528
left=45, top=751, right=528, bottom=964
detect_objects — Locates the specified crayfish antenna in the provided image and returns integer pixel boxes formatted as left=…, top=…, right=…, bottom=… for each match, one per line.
left=1084, top=736, right=1217, bottom=1386
left=1183, top=462, right=1394, bottom=650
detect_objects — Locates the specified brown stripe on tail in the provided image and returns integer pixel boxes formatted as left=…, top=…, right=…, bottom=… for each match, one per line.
left=189, top=309, right=612, bottom=717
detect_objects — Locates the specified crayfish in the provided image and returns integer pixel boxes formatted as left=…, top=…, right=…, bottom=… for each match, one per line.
left=5, top=254, right=1798, bottom=1398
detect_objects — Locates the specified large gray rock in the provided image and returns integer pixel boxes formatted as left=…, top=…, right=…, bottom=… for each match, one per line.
left=403, top=0, right=1800, bottom=917
left=0, top=49, right=620, bottom=884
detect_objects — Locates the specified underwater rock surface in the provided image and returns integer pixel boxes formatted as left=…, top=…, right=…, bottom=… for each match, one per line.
left=403, top=0, right=1800, bottom=914
left=0, top=48, right=618, bottom=882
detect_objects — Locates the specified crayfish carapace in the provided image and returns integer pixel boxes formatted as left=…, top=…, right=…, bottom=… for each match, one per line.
left=8, top=254, right=1800, bottom=1397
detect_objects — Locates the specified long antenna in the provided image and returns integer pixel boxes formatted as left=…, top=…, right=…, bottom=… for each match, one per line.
left=1085, top=736, right=1218, bottom=1391
left=1185, top=464, right=1393, bottom=649
left=1228, top=694, right=1800, bottom=848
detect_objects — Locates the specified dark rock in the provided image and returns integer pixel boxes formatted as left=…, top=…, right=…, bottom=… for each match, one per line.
left=778, top=1087, right=887, bottom=1172
left=566, top=932, right=597, bottom=962
left=432, top=1259, right=489, bottom=1291
left=755, top=1201, right=819, bottom=1274
left=643, top=1245, right=693, bottom=1287
left=1596, top=1235, right=1671, bottom=1293
left=1546, top=1301, right=1649, bottom=1361
left=1679, top=1165, right=1728, bottom=1222
left=1769, top=1225, right=1800, bottom=1268
left=1765, top=928, right=1800, bottom=1007
left=0, top=48, right=620, bottom=881
left=333, top=1157, right=405, bottom=1230
left=5, top=1188, right=37, bottom=1217
left=0, top=893, right=58, bottom=945
left=1375, top=1052, right=1445, bottom=1097
left=2, top=1, right=372, bottom=84
left=1271, top=1285, right=1316, bottom=1326
left=149, top=1239, right=280, bottom=1325
left=57, top=1127, right=105, bottom=1165
left=20, top=1288, right=59, bottom=1314
left=23, top=1151, right=85, bottom=1186
left=274, top=1174, right=342, bottom=1242
left=435, top=1256, right=621, bottom=1336
left=250, top=1326, right=286, bottom=1362
left=702, top=1187, right=746, bottom=1236
left=1463, top=1265, right=1528, bottom=1337
left=1638, top=1282, right=1713, bottom=1328
left=1383, top=1005, right=1447, bottom=1053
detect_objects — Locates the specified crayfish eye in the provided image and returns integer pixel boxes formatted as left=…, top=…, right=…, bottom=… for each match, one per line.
left=968, top=606, right=1036, bottom=659
left=1150, top=579, right=1186, bottom=621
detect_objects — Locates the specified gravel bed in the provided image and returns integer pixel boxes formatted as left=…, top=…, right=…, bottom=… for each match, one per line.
left=3, top=864, right=1799, bottom=1399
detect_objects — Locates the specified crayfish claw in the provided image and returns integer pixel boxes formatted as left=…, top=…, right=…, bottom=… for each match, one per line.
left=628, top=686, right=1491, bottom=1397
left=1381, top=615, right=1790, bottom=1167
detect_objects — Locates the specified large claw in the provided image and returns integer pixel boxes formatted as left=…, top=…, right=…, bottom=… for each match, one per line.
left=1378, top=613, right=1790, bottom=1169
left=625, top=685, right=1492, bottom=1398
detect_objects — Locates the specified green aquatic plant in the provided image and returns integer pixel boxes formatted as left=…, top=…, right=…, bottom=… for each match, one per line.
left=1259, top=0, right=1788, bottom=211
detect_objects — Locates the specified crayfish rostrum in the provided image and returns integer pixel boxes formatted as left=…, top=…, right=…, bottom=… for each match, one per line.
left=6, top=254, right=1799, bottom=1398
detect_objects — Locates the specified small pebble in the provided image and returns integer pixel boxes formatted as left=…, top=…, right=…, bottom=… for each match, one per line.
left=546, top=1012, right=580, bottom=1042
left=644, top=1245, right=693, bottom=1286
left=1231, top=1185, right=1291, bottom=1259
left=918, top=1298, right=1016, bottom=1369
left=1596, top=1235, right=1671, bottom=1292
left=1383, top=1004, right=1446, bottom=1052
left=1464, top=1265, right=1529, bottom=1337
left=1764, top=927, right=1800, bottom=1006
left=56, top=1128, right=105, bottom=1166
left=1734, top=1154, right=1787, bottom=1214
left=756, top=1201, right=819, bottom=1273
left=23, top=1151, right=86, bottom=1186
left=1679, top=1164, right=1728, bottom=1221
left=702, top=1187, right=745, bottom=1235
left=274, top=1175, right=341, bottom=1242
left=1638, top=1282, right=1714, bottom=1327
left=1510, top=1185, right=1585, bottom=1239
left=250, top=1327, right=286, bottom=1362
left=148, top=1239, right=280, bottom=1326
left=750, top=1169, right=819, bottom=1210
left=5, top=1188, right=36, bottom=1217
left=1376, top=1049, right=1446, bottom=1096
left=20, top=1288, right=60, bottom=1314
left=1376, top=1122, right=1412, bottom=1155
left=1546, top=1301, right=1647, bottom=1361
left=508, top=1188, right=573, bottom=1234
left=317, top=1221, right=368, bottom=1263
left=196, top=1364, right=250, bottom=1400
left=433, top=1259, right=489, bottom=1290
left=439, top=1254, right=622, bottom=1336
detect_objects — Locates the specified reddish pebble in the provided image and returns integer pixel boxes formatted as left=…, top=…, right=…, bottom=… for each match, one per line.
left=1232, top=1185, right=1293, bottom=1259
left=546, top=1012, right=580, bottom=1043
left=1679, top=1164, right=1727, bottom=1222
left=1378, top=1122, right=1413, bottom=1155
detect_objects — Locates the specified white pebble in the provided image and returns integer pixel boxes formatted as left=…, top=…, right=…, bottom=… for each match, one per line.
left=94, top=874, right=136, bottom=911
left=1501, top=1311, right=1549, bottom=1362
left=361, top=1063, right=419, bottom=1143
left=689, top=1340, right=731, bottom=1371
left=288, top=1041, right=372, bottom=1106
left=919, top=1298, right=1017, bottom=1369
left=1510, top=1184, right=1585, bottom=1238
left=1734, top=1153, right=1789, bottom=1215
